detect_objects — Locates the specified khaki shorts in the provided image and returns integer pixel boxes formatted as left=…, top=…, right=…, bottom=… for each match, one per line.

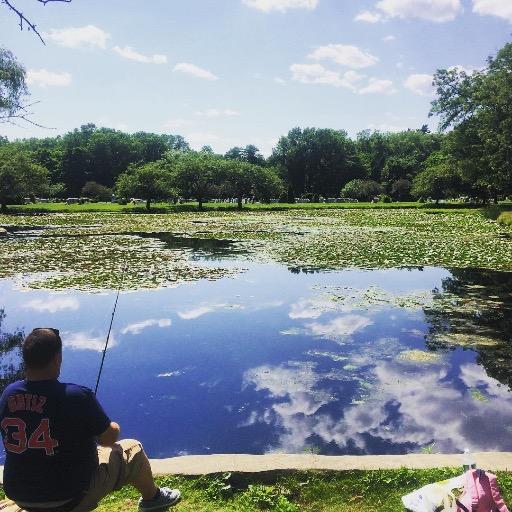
left=9, top=439, right=146, bottom=512
left=71, top=439, right=145, bottom=512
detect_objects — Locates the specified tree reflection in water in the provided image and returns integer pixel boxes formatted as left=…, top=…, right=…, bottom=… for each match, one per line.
left=424, top=269, right=512, bottom=387
left=0, top=309, right=24, bottom=393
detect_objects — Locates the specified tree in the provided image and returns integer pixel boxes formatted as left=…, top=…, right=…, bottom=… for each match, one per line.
left=391, top=179, right=412, bottom=201
left=252, top=166, right=284, bottom=202
left=356, top=129, right=443, bottom=187
left=341, top=179, right=382, bottom=202
left=225, top=145, right=265, bottom=166
left=270, top=127, right=363, bottom=198
left=116, top=162, right=175, bottom=211
left=411, top=153, right=461, bottom=203
left=0, top=309, right=24, bottom=394
left=0, top=47, right=28, bottom=123
left=81, top=181, right=112, bottom=202
left=168, top=152, right=222, bottom=209
left=0, top=145, right=50, bottom=211
left=431, top=42, right=512, bottom=200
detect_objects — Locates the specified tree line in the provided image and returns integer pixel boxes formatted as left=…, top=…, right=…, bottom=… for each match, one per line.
left=1, top=40, right=512, bottom=211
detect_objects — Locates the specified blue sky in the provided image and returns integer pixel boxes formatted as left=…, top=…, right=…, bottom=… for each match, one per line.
left=1, top=0, right=511, bottom=154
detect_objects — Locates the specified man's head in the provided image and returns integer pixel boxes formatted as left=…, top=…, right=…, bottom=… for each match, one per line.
left=23, top=328, right=62, bottom=379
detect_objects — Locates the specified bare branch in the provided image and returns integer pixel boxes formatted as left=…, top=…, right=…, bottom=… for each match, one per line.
left=0, top=101, right=55, bottom=129
left=1, top=0, right=72, bottom=44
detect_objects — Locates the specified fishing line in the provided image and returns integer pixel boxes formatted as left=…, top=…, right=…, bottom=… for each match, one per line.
left=94, top=263, right=127, bottom=395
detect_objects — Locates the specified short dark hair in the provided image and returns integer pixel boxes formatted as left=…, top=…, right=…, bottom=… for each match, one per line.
left=23, top=328, right=62, bottom=369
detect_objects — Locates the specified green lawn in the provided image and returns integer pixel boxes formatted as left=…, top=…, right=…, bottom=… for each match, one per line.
left=3, top=469, right=511, bottom=511
left=7, top=200, right=486, bottom=214
left=498, top=211, right=512, bottom=226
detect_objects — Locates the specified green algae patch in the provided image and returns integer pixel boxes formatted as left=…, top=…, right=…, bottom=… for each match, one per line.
left=1, top=208, right=511, bottom=291
left=319, top=285, right=434, bottom=311
left=470, top=389, right=490, bottom=402
left=398, top=350, right=443, bottom=364
left=430, top=333, right=500, bottom=348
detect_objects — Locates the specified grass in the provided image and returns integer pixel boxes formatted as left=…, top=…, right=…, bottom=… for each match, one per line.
left=498, top=212, right=512, bottom=226
left=6, top=200, right=496, bottom=214
left=3, top=469, right=511, bottom=511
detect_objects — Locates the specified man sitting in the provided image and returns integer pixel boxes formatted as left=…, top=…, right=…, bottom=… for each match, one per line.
left=0, top=328, right=180, bottom=511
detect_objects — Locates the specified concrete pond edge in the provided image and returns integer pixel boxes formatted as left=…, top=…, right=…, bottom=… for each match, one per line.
left=149, top=453, right=512, bottom=475
left=2, top=453, right=512, bottom=484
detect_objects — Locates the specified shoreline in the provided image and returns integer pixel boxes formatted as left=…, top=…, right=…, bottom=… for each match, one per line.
left=3, top=452, right=511, bottom=483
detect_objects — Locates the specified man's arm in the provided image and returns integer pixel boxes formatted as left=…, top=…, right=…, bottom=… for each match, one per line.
left=96, top=421, right=120, bottom=447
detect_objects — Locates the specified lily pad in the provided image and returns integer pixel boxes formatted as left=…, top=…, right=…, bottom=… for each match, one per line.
left=397, top=350, right=442, bottom=364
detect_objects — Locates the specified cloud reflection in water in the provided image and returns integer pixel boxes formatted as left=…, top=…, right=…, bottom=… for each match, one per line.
left=243, top=359, right=512, bottom=454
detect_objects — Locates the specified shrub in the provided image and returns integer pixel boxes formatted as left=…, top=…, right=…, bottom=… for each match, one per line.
left=498, top=212, right=512, bottom=226
left=379, top=194, right=392, bottom=203
left=341, top=179, right=383, bottom=202
left=391, top=179, right=412, bottom=201
left=81, top=181, right=112, bottom=202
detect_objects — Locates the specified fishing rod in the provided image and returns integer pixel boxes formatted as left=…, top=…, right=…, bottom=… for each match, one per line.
left=94, top=264, right=127, bottom=395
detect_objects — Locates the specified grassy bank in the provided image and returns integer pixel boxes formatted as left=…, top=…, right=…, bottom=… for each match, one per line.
left=5, top=200, right=494, bottom=214
left=3, top=469, right=510, bottom=511
left=498, top=212, right=512, bottom=226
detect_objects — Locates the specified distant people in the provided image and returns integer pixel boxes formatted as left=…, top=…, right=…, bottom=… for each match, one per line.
left=0, top=328, right=180, bottom=511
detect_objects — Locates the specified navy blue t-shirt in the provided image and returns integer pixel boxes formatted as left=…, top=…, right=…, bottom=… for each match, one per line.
left=0, top=379, right=111, bottom=503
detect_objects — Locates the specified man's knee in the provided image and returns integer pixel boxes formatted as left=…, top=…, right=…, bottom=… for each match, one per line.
left=116, top=439, right=148, bottom=487
left=118, top=438, right=143, bottom=453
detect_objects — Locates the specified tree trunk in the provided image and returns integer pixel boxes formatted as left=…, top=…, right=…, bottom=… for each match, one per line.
left=0, top=202, right=7, bottom=213
left=198, top=198, right=203, bottom=210
left=237, top=196, right=243, bottom=210
left=146, top=198, right=151, bottom=211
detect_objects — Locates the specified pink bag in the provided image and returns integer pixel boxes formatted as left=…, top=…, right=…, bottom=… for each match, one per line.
left=456, top=469, right=509, bottom=512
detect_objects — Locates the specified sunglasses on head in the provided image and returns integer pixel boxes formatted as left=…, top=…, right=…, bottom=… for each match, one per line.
left=32, top=328, right=60, bottom=337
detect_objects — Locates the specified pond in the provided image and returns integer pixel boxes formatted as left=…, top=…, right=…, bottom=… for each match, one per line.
left=1, top=228, right=512, bottom=460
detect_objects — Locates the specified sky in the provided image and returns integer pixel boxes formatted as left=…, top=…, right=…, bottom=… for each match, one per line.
left=1, top=0, right=511, bottom=155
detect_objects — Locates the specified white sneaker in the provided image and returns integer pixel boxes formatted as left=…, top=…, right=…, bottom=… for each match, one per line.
left=138, top=488, right=181, bottom=511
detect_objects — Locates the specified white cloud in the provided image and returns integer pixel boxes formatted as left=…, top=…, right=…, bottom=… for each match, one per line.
left=242, top=0, right=318, bottom=12
left=27, top=69, right=72, bottom=88
left=113, top=46, right=167, bottom=64
left=63, top=331, right=117, bottom=352
left=354, top=10, right=383, bottom=22
left=376, top=0, right=462, bottom=22
left=178, top=306, right=215, bottom=320
left=290, top=63, right=360, bottom=90
left=194, top=109, right=241, bottom=118
left=178, top=303, right=243, bottom=320
left=121, top=318, right=172, bottom=335
left=173, top=63, right=218, bottom=81
left=307, top=315, right=374, bottom=340
left=43, top=25, right=110, bottom=49
left=243, top=357, right=512, bottom=455
left=308, top=44, right=378, bottom=69
left=291, top=64, right=395, bottom=96
left=382, top=34, right=396, bottom=42
left=448, top=64, right=481, bottom=75
left=404, top=73, right=434, bottom=96
left=274, top=77, right=286, bottom=85
left=359, top=78, right=397, bottom=95
left=473, top=0, right=512, bottom=22
left=23, top=296, right=79, bottom=313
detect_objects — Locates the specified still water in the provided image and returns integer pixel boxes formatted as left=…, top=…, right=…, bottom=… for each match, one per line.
left=1, top=240, right=511, bottom=461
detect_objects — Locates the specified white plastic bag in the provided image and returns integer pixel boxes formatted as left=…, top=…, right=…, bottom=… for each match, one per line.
left=402, top=475, right=464, bottom=512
